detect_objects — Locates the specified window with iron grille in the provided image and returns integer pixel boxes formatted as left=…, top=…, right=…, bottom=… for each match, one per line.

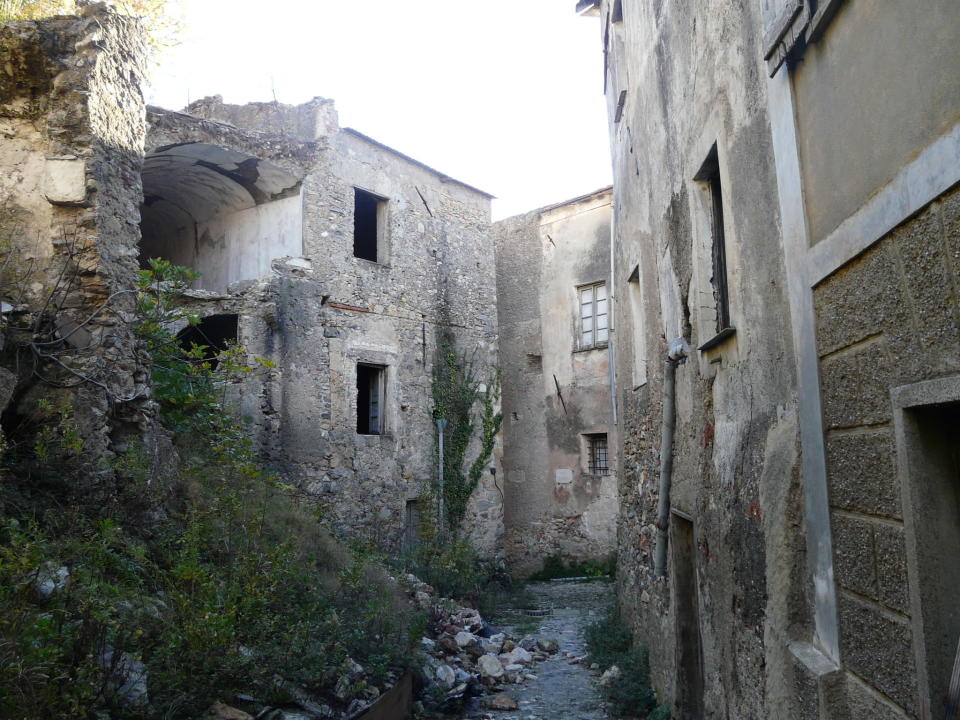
left=586, top=434, right=609, bottom=476
left=578, top=282, right=609, bottom=350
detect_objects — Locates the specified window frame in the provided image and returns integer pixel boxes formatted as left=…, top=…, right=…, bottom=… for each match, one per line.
left=577, top=281, right=609, bottom=351
left=352, top=186, right=388, bottom=264
left=356, top=362, right=387, bottom=436
left=584, top=433, right=610, bottom=476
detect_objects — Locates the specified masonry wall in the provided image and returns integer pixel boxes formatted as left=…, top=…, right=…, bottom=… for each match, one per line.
left=595, top=1, right=809, bottom=716
left=143, top=100, right=503, bottom=557
left=0, top=7, right=171, bottom=508
left=495, top=189, right=618, bottom=576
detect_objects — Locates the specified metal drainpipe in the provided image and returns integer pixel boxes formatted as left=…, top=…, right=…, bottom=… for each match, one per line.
left=653, top=338, right=688, bottom=576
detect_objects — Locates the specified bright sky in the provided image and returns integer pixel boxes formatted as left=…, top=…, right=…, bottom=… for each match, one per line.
left=147, top=1, right=612, bottom=220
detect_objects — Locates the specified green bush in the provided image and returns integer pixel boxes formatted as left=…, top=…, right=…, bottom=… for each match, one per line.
left=528, top=554, right=615, bottom=581
left=585, top=612, right=670, bottom=719
left=0, top=259, right=422, bottom=718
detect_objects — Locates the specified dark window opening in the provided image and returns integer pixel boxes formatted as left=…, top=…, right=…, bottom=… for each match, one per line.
left=356, top=363, right=386, bottom=435
left=586, top=433, right=609, bottom=476
left=403, top=500, right=421, bottom=552
left=176, top=313, right=238, bottom=370
left=611, top=0, right=623, bottom=23
left=353, top=188, right=383, bottom=262
left=695, top=146, right=732, bottom=335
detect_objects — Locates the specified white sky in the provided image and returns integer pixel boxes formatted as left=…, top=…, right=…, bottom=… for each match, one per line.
left=147, top=0, right=612, bottom=220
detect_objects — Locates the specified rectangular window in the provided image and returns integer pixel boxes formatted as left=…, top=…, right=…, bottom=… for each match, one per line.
left=586, top=434, right=609, bottom=476
left=356, top=363, right=386, bottom=435
left=694, top=145, right=734, bottom=349
left=579, top=281, right=609, bottom=349
left=353, top=187, right=385, bottom=262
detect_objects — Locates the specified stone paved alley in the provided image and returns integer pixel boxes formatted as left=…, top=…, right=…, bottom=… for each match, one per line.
left=475, top=580, right=616, bottom=720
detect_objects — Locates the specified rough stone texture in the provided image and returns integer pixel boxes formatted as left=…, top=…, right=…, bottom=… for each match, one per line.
left=837, top=592, right=917, bottom=714
left=597, top=1, right=807, bottom=717
left=494, top=189, right=618, bottom=575
left=831, top=512, right=877, bottom=599
left=0, top=6, right=172, bottom=507
left=141, top=97, right=503, bottom=556
left=825, top=429, right=901, bottom=519
left=874, top=523, right=910, bottom=616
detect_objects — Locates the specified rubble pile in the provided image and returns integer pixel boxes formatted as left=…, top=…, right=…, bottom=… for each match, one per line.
left=407, top=575, right=560, bottom=716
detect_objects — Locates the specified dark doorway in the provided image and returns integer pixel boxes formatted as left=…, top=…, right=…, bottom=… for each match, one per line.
left=176, top=314, right=239, bottom=370
left=672, top=513, right=705, bottom=719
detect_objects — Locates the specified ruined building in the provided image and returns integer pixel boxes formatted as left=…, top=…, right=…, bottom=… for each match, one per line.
left=581, top=0, right=960, bottom=717
left=495, top=188, right=619, bottom=574
left=0, top=7, right=620, bottom=570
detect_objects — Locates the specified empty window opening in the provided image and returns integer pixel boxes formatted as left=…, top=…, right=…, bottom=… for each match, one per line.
left=356, top=363, right=386, bottom=435
left=695, top=146, right=731, bottom=335
left=627, top=264, right=648, bottom=388
left=611, top=0, right=623, bottom=23
left=579, top=282, right=609, bottom=349
left=585, top=433, right=609, bottom=476
left=353, top=188, right=384, bottom=262
left=176, top=314, right=238, bottom=371
left=672, top=513, right=705, bottom=718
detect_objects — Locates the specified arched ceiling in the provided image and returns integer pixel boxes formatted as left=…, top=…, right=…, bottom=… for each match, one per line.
left=141, top=142, right=301, bottom=235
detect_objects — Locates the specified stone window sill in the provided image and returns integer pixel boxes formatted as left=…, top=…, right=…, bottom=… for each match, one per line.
left=698, top=326, right=736, bottom=352
left=573, top=343, right=609, bottom=354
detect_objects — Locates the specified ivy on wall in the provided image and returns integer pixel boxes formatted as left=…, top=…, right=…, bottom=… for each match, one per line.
left=430, top=328, right=502, bottom=531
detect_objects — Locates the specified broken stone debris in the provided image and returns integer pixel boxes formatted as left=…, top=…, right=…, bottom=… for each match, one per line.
left=406, top=573, right=560, bottom=714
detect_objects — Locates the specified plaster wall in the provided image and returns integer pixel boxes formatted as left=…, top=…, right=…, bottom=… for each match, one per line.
left=596, top=0, right=808, bottom=716
left=791, top=0, right=960, bottom=244
left=495, top=189, right=618, bottom=576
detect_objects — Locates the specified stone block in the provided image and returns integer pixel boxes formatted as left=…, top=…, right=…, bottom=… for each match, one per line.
left=43, top=156, right=87, bottom=205
left=887, top=204, right=960, bottom=379
left=819, top=342, right=895, bottom=429
left=838, top=593, right=916, bottom=713
left=831, top=513, right=877, bottom=598
left=842, top=671, right=910, bottom=719
left=814, top=241, right=904, bottom=357
left=940, top=185, right=960, bottom=289
left=825, top=430, right=901, bottom=519
left=874, top=524, right=909, bottom=615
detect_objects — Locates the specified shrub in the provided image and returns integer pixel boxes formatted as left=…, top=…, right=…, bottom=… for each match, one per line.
left=528, top=554, right=616, bottom=581
left=585, top=612, right=670, bottom=719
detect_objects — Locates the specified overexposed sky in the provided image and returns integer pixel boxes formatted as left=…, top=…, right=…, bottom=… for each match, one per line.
left=147, top=0, right=612, bottom=219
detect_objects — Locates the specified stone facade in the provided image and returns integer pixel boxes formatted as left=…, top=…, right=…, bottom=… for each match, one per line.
left=495, top=188, right=618, bottom=576
left=588, top=0, right=960, bottom=717
left=0, top=6, right=173, bottom=508
left=140, top=97, right=504, bottom=556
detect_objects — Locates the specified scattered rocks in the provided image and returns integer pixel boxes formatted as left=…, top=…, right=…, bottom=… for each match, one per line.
left=478, top=654, right=505, bottom=679
left=599, top=665, right=621, bottom=686
left=537, top=637, right=560, bottom=654
left=206, top=702, right=253, bottom=720
left=487, top=693, right=519, bottom=711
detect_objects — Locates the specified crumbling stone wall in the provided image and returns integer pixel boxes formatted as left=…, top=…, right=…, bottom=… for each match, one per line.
left=595, top=0, right=809, bottom=716
left=142, top=99, right=503, bottom=557
left=0, top=5, right=171, bottom=505
left=495, top=189, right=618, bottom=576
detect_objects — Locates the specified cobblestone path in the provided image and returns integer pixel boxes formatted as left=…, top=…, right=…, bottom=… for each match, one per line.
left=476, top=579, right=616, bottom=720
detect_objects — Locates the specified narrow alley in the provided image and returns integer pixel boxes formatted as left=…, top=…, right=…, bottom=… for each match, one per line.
left=475, top=581, right=616, bottom=720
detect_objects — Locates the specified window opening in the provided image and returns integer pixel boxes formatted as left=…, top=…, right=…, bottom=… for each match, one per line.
left=695, top=146, right=733, bottom=337
left=356, top=363, right=386, bottom=435
left=353, top=188, right=383, bottom=262
left=586, top=434, right=609, bottom=476
left=627, top=264, right=648, bottom=388
left=579, top=282, right=609, bottom=349
left=176, top=313, right=238, bottom=371
left=673, top=513, right=705, bottom=717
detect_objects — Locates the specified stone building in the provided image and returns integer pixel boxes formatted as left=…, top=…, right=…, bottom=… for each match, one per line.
left=582, top=0, right=960, bottom=717
left=0, top=7, right=505, bottom=557
left=495, top=188, right=619, bottom=575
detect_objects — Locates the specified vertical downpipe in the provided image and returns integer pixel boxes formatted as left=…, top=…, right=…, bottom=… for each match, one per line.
left=654, top=338, right=687, bottom=576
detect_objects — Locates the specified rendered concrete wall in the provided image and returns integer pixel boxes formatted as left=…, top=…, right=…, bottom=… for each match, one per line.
left=495, top=188, right=618, bottom=576
left=791, top=0, right=960, bottom=244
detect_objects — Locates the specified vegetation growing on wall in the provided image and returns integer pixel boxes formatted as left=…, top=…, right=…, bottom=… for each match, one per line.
left=0, top=259, right=422, bottom=719
left=430, top=328, right=502, bottom=531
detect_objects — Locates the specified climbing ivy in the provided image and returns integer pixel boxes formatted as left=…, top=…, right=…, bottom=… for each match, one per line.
left=430, top=329, right=502, bottom=531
